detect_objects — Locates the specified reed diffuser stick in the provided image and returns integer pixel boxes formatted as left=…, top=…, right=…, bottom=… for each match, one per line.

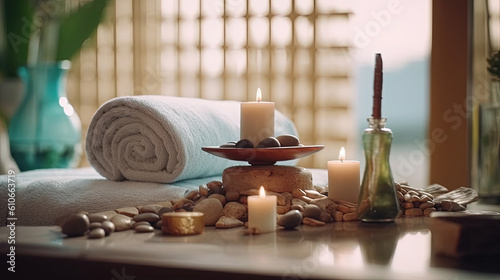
left=372, top=53, right=383, bottom=119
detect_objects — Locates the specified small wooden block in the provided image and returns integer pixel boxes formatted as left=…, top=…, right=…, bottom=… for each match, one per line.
left=430, top=211, right=500, bottom=257
left=222, top=165, right=313, bottom=193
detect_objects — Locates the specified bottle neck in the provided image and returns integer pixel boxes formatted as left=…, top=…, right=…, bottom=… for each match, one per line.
left=367, top=118, right=387, bottom=129
left=19, top=61, right=70, bottom=103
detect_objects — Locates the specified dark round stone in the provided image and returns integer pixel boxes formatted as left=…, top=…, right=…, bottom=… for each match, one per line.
left=157, top=207, right=174, bottom=217
left=100, top=220, right=116, bottom=236
left=89, top=222, right=102, bottom=230
left=135, top=224, right=155, bottom=233
left=61, top=213, right=90, bottom=237
left=155, top=220, right=163, bottom=229
left=235, top=139, right=254, bottom=148
left=132, top=213, right=160, bottom=223
left=220, top=141, right=237, bottom=148
left=276, top=134, right=300, bottom=147
left=256, top=137, right=281, bottom=148
left=278, top=210, right=303, bottom=230
left=132, top=221, right=151, bottom=228
left=303, top=204, right=321, bottom=219
left=87, top=213, right=108, bottom=223
left=88, top=228, right=105, bottom=239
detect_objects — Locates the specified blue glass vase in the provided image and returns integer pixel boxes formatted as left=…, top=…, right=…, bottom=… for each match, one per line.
left=8, top=61, right=82, bottom=171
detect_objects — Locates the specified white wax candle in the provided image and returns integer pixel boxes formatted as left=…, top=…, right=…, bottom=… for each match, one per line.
left=248, top=186, right=277, bottom=233
left=328, top=147, right=360, bottom=203
left=240, top=88, right=275, bottom=147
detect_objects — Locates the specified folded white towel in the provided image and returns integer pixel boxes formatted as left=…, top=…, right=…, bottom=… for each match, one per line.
left=86, top=96, right=298, bottom=183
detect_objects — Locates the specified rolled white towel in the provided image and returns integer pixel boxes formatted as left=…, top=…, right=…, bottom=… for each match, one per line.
left=85, top=96, right=298, bottom=183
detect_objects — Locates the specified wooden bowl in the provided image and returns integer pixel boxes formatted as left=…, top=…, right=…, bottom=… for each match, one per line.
left=201, top=145, right=324, bottom=165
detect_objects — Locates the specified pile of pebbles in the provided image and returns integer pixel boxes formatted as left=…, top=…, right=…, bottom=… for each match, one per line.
left=396, top=182, right=473, bottom=217
left=58, top=180, right=358, bottom=239
left=60, top=202, right=173, bottom=239
left=59, top=180, right=474, bottom=239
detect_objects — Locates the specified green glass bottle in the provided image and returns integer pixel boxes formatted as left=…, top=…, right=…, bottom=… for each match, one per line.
left=357, top=118, right=400, bottom=222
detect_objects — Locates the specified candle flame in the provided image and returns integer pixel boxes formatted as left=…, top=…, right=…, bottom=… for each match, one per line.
left=259, top=186, right=266, bottom=198
left=339, top=147, right=345, bottom=162
left=256, top=88, right=262, bottom=102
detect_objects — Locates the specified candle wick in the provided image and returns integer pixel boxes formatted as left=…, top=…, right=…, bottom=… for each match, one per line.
left=341, top=159, right=343, bottom=163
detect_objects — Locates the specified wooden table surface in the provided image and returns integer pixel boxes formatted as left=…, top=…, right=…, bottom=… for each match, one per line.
left=2, top=203, right=500, bottom=280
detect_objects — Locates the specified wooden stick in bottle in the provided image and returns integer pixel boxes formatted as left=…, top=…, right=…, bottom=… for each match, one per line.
left=372, top=53, right=383, bottom=119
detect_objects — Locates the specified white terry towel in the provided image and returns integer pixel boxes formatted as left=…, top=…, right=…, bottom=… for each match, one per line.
left=0, top=168, right=220, bottom=226
left=85, top=96, right=298, bottom=183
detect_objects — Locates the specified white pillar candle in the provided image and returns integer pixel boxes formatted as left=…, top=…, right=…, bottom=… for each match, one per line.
left=248, top=186, right=277, bottom=233
left=240, top=88, right=275, bottom=147
left=328, top=147, right=360, bottom=203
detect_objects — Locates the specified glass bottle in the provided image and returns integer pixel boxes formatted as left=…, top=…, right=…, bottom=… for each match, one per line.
left=476, top=79, right=500, bottom=204
left=357, top=118, right=400, bottom=222
left=8, top=61, right=82, bottom=171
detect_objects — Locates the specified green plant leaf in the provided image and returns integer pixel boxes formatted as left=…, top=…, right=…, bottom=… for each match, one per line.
left=56, top=0, right=109, bottom=61
left=0, top=0, right=34, bottom=78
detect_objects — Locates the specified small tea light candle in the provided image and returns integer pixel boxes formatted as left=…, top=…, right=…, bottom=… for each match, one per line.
left=328, top=147, right=360, bottom=203
left=248, top=186, right=277, bottom=233
left=240, top=88, right=275, bottom=147
left=161, top=212, right=205, bottom=236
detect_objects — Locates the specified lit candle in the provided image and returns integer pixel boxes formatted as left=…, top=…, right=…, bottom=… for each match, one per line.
left=328, top=147, right=361, bottom=203
left=240, top=88, right=275, bottom=147
left=247, top=186, right=277, bottom=233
